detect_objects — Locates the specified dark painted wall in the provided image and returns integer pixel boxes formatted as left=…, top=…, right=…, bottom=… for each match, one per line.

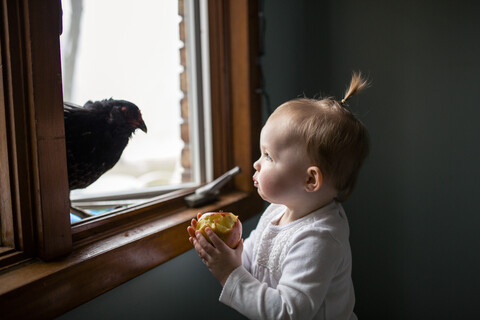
left=262, top=0, right=480, bottom=318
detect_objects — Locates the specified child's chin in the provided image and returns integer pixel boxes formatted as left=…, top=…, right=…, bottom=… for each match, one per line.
left=256, top=189, right=268, bottom=201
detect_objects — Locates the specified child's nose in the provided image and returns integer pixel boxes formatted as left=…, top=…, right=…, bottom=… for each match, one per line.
left=253, top=158, right=260, bottom=170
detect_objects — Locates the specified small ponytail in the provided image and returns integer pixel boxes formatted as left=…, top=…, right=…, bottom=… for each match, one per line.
left=341, top=71, right=369, bottom=105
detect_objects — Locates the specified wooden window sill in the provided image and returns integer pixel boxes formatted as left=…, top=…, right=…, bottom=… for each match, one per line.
left=0, top=190, right=263, bottom=320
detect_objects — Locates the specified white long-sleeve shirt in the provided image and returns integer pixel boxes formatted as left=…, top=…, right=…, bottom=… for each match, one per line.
left=219, top=202, right=357, bottom=320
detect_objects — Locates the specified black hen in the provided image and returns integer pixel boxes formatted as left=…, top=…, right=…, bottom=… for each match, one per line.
left=64, top=98, right=147, bottom=190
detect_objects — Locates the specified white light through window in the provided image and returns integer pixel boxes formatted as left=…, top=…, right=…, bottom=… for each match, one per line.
left=60, top=0, right=208, bottom=221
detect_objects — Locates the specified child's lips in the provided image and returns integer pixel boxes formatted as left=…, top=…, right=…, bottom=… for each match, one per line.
left=253, top=176, right=258, bottom=187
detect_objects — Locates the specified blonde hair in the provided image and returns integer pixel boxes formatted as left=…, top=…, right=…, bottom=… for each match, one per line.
left=269, top=72, right=370, bottom=202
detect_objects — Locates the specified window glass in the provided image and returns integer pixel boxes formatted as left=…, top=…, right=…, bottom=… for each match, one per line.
left=60, top=0, right=203, bottom=221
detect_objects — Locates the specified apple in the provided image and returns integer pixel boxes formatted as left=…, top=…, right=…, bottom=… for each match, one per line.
left=196, top=212, right=242, bottom=248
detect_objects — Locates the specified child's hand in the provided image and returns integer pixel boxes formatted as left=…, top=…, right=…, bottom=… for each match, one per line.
left=187, top=212, right=203, bottom=239
left=187, top=212, right=202, bottom=244
left=187, top=216, right=243, bottom=286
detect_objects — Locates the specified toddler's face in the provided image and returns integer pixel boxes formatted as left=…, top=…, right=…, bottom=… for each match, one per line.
left=252, top=116, right=311, bottom=206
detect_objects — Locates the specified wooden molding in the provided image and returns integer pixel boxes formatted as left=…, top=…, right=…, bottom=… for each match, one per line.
left=1, top=0, right=71, bottom=261
left=24, top=0, right=72, bottom=260
left=209, top=0, right=261, bottom=192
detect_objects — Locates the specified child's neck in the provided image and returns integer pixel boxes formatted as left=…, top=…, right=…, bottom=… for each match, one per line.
left=276, top=197, right=334, bottom=226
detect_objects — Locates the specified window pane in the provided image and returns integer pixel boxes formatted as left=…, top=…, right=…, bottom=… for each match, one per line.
left=60, top=0, right=199, bottom=212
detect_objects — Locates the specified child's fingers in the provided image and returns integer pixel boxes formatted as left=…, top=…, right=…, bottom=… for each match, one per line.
left=196, top=230, right=221, bottom=258
left=234, top=238, right=244, bottom=251
left=187, top=225, right=197, bottom=238
left=191, top=218, right=198, bottom=228
left=193, top=233, right=217, bottom=265
left=204, top=228, right=229, bottom=251
left=192, top=234, right=207, bottom=256
left=195, top=230, right=212, bottom=250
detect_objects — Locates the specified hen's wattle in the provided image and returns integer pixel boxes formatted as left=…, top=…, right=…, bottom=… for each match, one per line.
left=64, top=98, right=147, bottom=190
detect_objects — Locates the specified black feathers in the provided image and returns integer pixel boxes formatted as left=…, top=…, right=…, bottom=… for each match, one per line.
left=64, top=98, right=147, bottom=190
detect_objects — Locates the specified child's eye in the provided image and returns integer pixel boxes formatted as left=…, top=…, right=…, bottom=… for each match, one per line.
left=264, top=152, right=272, bottom=161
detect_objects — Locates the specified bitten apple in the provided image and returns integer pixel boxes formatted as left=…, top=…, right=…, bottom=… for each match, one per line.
left=196, top=212, right=242, bottom=248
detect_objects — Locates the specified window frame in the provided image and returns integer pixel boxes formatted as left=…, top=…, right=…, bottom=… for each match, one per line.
left=0, top=0, right=263, bottom=318
left=0, top=0, right=71, bottom=264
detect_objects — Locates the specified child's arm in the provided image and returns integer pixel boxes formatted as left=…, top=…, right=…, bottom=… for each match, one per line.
left=187, top=217, right=243, bottom=286
left=219, top=231, right=348, bottom=320
left=240, top=227, right=255, bottom=273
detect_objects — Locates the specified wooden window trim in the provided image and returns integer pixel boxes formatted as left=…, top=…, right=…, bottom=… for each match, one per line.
left=0, top=0, right=263, bottom=319
left=0, top=0, right=71, bottom=264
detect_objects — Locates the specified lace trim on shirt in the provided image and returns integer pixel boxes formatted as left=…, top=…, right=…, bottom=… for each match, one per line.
left=255, top=211, right=317, bottom=280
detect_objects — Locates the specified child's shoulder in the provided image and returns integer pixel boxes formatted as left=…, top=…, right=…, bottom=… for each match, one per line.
left=260, top=203, right=285, bottom=221
left=297, top=202, right=350, bottom=245
left=253, top=203, right=285, bottom=231
left=264, top=203, right=286, bottom=216
left=257, top=202, right=350, bottom=245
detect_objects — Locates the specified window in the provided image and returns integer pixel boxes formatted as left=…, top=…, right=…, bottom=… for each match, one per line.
left=0, top=0, right=262, bottom=318
left=60, top=0, right=211, bottom=222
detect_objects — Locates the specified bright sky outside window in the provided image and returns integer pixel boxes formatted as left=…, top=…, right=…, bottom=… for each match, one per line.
left=61, top=0, right=192, bottom=201
left=60, top=0, right=209, bottom=223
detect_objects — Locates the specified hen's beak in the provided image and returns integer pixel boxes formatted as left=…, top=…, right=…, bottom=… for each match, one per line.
left=138, top=120, right=147, bottom=133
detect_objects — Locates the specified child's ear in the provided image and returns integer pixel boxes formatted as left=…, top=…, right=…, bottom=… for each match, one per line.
left=305, top=166, right=323, bottom=192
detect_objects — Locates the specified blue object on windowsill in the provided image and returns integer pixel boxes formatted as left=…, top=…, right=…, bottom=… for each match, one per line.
left=70, top=213, right=81, bottom=223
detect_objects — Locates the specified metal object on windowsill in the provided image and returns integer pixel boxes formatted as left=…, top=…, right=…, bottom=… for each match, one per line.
left=184, top=166, right=241, bottom=208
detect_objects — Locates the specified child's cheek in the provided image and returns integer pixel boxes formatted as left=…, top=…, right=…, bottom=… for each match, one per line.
left=258, top=172, right=283, bottom=200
